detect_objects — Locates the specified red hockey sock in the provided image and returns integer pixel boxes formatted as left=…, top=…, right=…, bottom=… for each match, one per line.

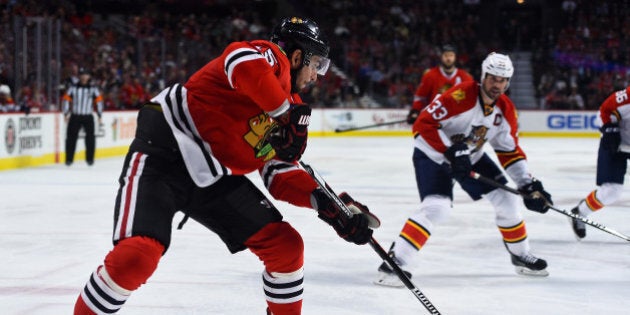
left=73, top=295, right=96, bottom=315
left=74, top=236, right=164, bottom=315
left=246, top=222, right=304, bottom=315
left=266, top=299, right=303, bottom=315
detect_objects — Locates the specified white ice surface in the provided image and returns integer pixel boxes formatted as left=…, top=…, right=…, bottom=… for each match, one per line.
left=1, top=136, right=629, bottom=315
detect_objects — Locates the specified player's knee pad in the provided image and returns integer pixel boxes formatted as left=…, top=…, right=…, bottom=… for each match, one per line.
left=597, top=183, right=624, bottom=205
left=104, top=236, right=164, bottom=291
left=486, top=189, right=523, bottom=226
left=416, top=195, right=451, bottom=225
left=246, top=221, right=304, bottom=274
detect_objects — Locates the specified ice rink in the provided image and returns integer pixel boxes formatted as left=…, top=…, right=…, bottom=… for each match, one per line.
left=2, top=136, right=629, bottom=315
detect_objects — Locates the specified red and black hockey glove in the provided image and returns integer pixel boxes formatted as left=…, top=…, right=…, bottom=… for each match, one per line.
left=311, top=188, right=373, bottom=245
left=518, top=179, right=553, bottom=213
left=269, top=104, right=311, bottom=162
left=339, top=192, right=381, bottom=229
left=406, top=109, right=420, bottom=125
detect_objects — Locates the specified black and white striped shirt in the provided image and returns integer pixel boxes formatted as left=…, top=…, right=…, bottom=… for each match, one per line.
left=62, top=84, right=103, bottom=117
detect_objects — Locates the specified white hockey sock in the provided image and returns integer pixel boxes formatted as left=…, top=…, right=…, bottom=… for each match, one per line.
left=504, top=240, right=531, bottom=257
left=262, top=268, right=304, bottom=305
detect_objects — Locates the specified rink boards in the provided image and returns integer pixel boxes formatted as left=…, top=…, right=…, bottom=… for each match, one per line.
left=0, top=109, right=599, bottom=170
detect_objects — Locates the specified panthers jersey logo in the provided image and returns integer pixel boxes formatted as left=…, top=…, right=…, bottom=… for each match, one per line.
left=451, top=125, right=488, bottom=153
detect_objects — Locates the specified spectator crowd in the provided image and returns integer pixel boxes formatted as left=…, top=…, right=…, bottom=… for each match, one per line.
left=0, top=0, right=627, bottom=112
left=532, top=0, right=630, bottom=109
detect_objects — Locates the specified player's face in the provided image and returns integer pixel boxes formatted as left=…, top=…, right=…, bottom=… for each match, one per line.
left=481, top=74, right=509, bottom=101
left=294, top=57, right=321, bottom=91
left=440, top=51, right=456, bottom=69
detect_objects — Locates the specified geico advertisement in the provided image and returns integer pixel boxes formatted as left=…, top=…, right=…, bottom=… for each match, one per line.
left=310, top=109, right=600, bottom=134
left=0, top=113, right=53, bottom=157
left=517, top=110, right=599, bottom=133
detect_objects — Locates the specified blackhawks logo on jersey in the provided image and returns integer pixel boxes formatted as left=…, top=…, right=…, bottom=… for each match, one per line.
left=438, top=84, right=452, bottom=95
left=243, top=113, right=276, bottom=161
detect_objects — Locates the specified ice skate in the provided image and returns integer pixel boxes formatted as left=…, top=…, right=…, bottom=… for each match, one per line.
left=374, top=255, right=412, bottom=288
left=569, top=205, right=586, bottom=240
left=510, top=252, right=549, bottom=277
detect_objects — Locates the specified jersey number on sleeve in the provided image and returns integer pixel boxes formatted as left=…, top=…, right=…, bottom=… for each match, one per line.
left=615, top=89, right=628, bottom=104
left=426, top=100, right=448, bottom=120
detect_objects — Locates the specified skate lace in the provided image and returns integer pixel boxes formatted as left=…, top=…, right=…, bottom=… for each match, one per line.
left=520, top=254, right=538, bottom=264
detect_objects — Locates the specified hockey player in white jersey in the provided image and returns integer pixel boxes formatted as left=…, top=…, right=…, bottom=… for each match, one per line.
left=375, top=52, right=553, bottom=287
left=569, top=85, right=630, bottom=239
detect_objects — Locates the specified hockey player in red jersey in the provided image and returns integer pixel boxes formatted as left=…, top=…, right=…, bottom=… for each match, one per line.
left=569, top=86, right=630, bottom=239
left=73, top=17, right=373, bottom=315
left=406, top=44, right=474, bottom=124
left=375, top=52, right=553, bottom=287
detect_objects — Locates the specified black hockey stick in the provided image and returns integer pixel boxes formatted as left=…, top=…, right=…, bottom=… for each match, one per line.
left=299, top=161, right=441, bottom=315
left=470, top=171, right=630, bottom=242
left=334, top=119, right=407, bottom=133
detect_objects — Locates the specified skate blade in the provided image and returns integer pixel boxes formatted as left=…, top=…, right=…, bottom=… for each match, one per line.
left=515, top=266, right=549, bottom=277
left=373, top=271, right=405, bottom=288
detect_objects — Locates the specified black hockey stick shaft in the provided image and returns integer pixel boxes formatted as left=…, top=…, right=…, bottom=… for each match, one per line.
left=470, top=171, right=630, bottom=242
left=334, top=119, right=407, bottom=133
left=367, top=237, right=441, bottom=315
left=299, top=161, right=441, bottom=314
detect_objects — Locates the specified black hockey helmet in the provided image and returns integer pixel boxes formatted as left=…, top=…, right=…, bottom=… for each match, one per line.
left=270, top=17, right=330, bottom=75
left=441, top=44, right=457, bottom=54
left=78, top=67, right=91, bottom=75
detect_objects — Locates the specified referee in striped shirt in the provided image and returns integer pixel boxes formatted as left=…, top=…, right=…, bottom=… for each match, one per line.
left=62, top=67, right=103, bottom=166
